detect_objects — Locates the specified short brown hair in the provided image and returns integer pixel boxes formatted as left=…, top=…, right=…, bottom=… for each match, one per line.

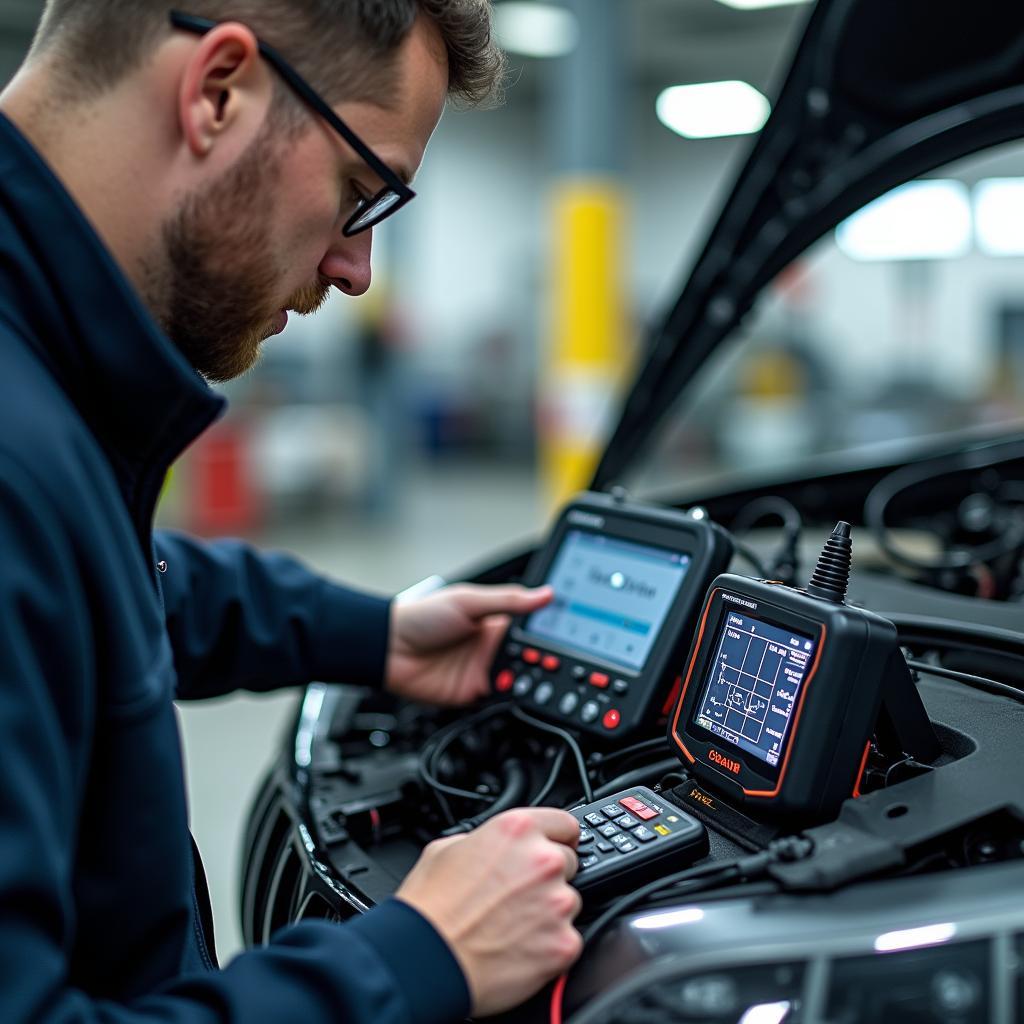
left=32, top=1, right=505, bottom=109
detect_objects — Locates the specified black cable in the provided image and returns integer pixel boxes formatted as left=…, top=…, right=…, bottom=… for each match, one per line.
left=418, top=703, right=514, bottom=818
left=731, top=496, right=803, bottom=582
left=865, top=460, right=1024, bottom=573
left=511, top=707, right=593, bottom=804
left=531, top=746, right=567, bottom=807
left=440, top=758, right=529, bottom=836
left=906, top=658, right=1024, bottom=705
left=732, top=539, right=769, bottom=578
left=587, top=736, right=668, bottom=772
left=589, top=758, right=681, bottom=803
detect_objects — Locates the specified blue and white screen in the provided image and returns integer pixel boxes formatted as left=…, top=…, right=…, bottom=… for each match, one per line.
left=524, top=530, right=691, bottom=670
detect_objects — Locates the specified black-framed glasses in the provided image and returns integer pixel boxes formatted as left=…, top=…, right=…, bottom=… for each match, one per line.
left=169, top=10, right=415, bottom=236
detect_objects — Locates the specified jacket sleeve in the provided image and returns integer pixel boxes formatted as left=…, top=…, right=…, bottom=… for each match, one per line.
left=154, top=530, right=392, bottom=700
left=0, top=461, right=469, bottom=1024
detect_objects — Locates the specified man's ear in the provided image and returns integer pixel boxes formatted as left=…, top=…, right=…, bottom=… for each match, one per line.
left=177, top=22, right=270, bottom=157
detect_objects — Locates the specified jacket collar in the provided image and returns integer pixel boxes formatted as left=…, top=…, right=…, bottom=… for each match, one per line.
left=0, top=113, right=224, bottom=486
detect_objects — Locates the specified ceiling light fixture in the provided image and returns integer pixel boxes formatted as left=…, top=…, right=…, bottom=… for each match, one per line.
left=835, top=180, right=972, bottom=261
left=656, top=80, right=771, bottom=140
left=975, top=177, right=1024, bottom=256
left=492, top=2, right=580, bottom=59
left=714, top=0, right=812, bottom=10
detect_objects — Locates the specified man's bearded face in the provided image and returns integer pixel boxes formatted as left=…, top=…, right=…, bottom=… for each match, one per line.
left=160, top=125, right=330, bottom=383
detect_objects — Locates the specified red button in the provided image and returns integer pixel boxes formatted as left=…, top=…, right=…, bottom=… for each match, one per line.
left=620, top=796, right=657, bottom=820
left=542, top=654, right=561, bottom=671
left=602, top=708, right=621, bottom=730
left=589, top=672, right=610, bottom=689
left=523, top=648, right=541, bottom=665
left=495, top=669, right=515, bottom=692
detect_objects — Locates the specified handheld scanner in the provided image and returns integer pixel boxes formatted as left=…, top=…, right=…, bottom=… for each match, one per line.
left=490, top=492, right=733, bottom=741
left=670, top=524, right=905, bottom=820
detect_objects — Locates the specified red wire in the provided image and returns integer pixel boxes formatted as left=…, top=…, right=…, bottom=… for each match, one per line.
left=549, top=973, right=568, bottom=1024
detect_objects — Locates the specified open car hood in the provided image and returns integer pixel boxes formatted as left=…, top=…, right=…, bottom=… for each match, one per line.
left=593, top=0, right=1024, bottom=491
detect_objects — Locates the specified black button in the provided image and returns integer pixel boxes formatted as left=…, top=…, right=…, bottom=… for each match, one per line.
left=505, top=642, right=522, bottom=657
left=612, top=678, right=629, bottom=695
left=596, top=839, right=614, bottom=853
left=609, top=833, right=630, bottom=848
left=572, top=665, right=587, bottom=679
left=598, top=823, right=619, bottom=838
left=618, top=840, right=637, bottom=853
left=578, top=828, right=595, bottom=845
left=600, top=803, right=623, bottom=818
left=615, top=814, right=641, bottom=830
left=633, top=826, right=656, bottom=842
left=584, top=812, right=605, bottom=828
left=579, top=854, right=599, bottom=870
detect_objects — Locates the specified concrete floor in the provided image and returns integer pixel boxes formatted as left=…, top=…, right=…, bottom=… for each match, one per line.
left=176, top=460, right=545, bottom=961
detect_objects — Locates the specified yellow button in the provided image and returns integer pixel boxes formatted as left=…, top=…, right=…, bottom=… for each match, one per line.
left=654, top=824, right=671, bottom=836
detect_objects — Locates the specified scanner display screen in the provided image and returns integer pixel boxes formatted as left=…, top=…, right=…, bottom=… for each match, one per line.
left=693, top=610, right=817, bottom=768
left=525, top=530, right=690, bottom=670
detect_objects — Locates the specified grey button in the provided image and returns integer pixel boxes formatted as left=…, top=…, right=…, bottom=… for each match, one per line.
left=572, top=665, right=587, bottom=679
left=598, top=823, right=619, bottom=838
left=579, top=854, right=599, bottom=870
left=534, top=681, right=554, bottom=705
left=513, top=674, right=533, bottom=697
left=600, top=803, right=623, bottom=818
left=558, top=692, right=580, bottom=715
left=596, top=839, right=614, bottom=853
left=612, top=678, right=629, bottom=695
left=615, top=814, right=641, bottom=830
left=578, top=828, right=595, bottom=845
left=633, top=826, right=656, bottom=842
left=610, top=833, right=631, bottom=847
left=580, top=700, right=600, bottom=724
left=617, top=840, right=637, bottom=853
left=584, top=812, right=605, bottom=828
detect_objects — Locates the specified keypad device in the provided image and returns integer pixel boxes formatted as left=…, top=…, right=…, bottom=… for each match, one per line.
left=568, top=786, right=708, bottom=895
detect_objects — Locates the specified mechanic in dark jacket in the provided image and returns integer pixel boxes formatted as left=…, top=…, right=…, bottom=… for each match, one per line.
left=0, top=2, right=584, bottom=1022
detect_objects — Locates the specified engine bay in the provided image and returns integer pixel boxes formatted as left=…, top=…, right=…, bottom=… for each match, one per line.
left=242, top=457, right=1024, bottom=1023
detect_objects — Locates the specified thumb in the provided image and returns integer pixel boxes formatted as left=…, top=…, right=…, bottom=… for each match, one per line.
left=454, top=584, right=553, bottom=622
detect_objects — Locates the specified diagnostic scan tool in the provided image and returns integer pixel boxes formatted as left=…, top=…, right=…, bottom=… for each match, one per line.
left=490, top=492, right=733, bottom=740
left=670, top=523, right=939, bottom=821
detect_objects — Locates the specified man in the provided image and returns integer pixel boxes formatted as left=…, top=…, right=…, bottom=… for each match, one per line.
left=0, top=2, right=583, bottom=1022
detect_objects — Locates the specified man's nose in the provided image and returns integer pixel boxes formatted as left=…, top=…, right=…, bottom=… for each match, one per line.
left=320, top=229, right=373, bottom=296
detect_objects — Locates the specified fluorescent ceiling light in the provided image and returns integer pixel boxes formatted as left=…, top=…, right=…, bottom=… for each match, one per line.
left=874, top=922, right=957, bottom=953
left=715, top=0, right=811, bottom=8
left=835, top=180, right=972, bottom=261
left=493, top=2, right=579, bottom=59
left=975, top=177, right=1024, bottom=256
left=657, top=81, right=770, bottom=140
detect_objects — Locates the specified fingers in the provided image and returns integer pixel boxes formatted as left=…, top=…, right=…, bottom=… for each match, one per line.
left=502, top=807, right=580, bottom=848
left=453, top=584, right=554, bottom=622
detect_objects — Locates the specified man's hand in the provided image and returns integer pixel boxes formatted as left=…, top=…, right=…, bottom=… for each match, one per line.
left=395, top=808, right=583, bottom=1017
left=386, top=584, right=553, bottom=706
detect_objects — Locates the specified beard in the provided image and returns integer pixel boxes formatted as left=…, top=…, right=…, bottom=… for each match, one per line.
left=155, top=127, right=330, bottom=383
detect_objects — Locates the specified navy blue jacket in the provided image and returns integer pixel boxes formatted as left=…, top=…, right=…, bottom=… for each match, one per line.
left=0, top=113, right=469, bottom=1023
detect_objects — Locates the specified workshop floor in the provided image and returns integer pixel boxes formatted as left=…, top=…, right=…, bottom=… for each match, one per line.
left=176, top=460, right=544, bottom=961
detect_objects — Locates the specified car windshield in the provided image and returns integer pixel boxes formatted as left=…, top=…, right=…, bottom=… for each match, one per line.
left=626, top=139, right=1024, bottom=499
